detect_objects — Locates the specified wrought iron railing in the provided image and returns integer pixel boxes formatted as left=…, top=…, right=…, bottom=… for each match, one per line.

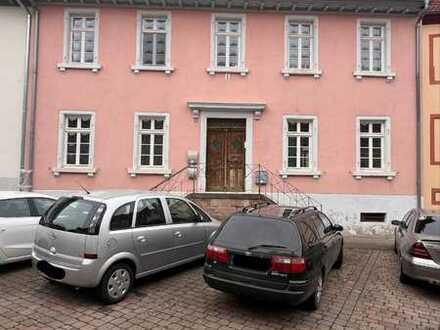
left=150, top=163, right=322, bottom=210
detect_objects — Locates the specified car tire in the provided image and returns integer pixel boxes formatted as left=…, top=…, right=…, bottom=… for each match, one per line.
left=304, top=273, right=323, bottom=311
left=394, top=237, right=397, bottom=254
left=333, top=246, right=343, bottom=269
left=98, top=263, right=133, bottom=304
left=399, top=265, right=412, bottom=285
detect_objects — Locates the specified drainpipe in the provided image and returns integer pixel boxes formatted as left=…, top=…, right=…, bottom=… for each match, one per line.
left=28, top=9, right=40, bottom=192
left=16, top=0, right=32, bottom=191
left=416, top=0, right=429, bottom=208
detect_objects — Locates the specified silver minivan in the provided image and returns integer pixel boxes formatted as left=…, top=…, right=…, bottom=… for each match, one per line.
left=32, top=191, right=220, bottom=303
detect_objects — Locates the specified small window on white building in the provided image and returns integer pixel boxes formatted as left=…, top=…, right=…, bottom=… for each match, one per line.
left=132, top=11, right=173, bottom=73
left=208, top=14, right=247, bottom=75
left=281, top=116, right=320, bottom=178
left=283, top=16, right=320, bottom=78
left=354, top=117, right=395, bottom=180
left=360, top=212, right=386, bottom=223
left=58, top=9, right=100, bottom=72
left=54, top=112, right=96, bottom=176
left=130, top=113, right=170, bottom=176
left=355, top=19, right=394, bottom=79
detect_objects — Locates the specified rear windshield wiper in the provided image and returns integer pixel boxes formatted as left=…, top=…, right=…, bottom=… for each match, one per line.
left=248, top=244, right=289, bottom=251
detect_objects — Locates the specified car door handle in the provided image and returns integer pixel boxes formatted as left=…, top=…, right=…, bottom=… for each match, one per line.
left=174, top=231, right=183, bottom=238
left=0, top=228, right=5, bottom=233
left=137, top=236, right=147, bottom=243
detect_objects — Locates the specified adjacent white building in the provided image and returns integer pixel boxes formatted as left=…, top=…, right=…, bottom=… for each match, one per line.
left=0, top=7, right=27, bottom=190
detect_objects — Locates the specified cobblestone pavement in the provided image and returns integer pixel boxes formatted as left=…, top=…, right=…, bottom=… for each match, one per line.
left=0, top=249, right=440, bottom=330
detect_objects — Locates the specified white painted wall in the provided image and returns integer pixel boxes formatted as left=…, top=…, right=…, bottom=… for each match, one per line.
left=270, top=192, right=417, bottom=235
left=0, top=7, right=27, bottom=190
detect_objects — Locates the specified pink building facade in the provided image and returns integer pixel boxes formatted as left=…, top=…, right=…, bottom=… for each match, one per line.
left=32, top=1, right=424, bottom=233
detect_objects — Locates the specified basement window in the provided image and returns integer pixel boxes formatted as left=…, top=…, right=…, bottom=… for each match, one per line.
left=360, top=212, right=386, bottom=222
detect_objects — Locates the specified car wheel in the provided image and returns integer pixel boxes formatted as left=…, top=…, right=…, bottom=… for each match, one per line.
left=98, top=263, right=133, bottom=304
left=333, top=246, right=343, bottom=269
left=304, top=273, right=323, bottom=311
left=399, top=264, right=412, bottom=285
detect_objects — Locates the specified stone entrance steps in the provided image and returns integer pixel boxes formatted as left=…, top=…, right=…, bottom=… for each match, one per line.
left=187, top=192, right=274, bottom=221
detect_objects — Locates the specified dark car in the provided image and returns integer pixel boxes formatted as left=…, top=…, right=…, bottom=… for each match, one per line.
left=203, top=205, right=344, bottom=310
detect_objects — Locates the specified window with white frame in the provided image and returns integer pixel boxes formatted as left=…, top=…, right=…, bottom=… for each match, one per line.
left=209, top=14, right=246, bottom=74
left=59, top=9, right=100, bottom=71
left=287, top=120, right=313, bottom=168
left=356, top=20, right=393, bottom=78
left=282, top=116, right=319, bottom=177
left=286, top=19, right=316, bottom=70
left=133, top=12, right=172, bottom=70
left=70, top=15, right=96, bottom=64
left=354, top=117, right=395, bottom=179
left=61, top=113, right=94, bottom=168
left=141, top=16, right=168, bottom=66
left=134, top=114, right=169, bottom=171
left=360, top=24, right=385, bottom=72
left=359, top=120, right=386, bottom=169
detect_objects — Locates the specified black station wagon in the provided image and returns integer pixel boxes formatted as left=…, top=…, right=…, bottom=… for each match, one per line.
left=203, top=205, right=344, bottom=310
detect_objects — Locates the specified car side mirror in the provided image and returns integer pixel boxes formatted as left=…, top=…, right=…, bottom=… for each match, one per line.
left=391, top=220, right=401, bottom=226
left=332, top=224, right=343, bottom=232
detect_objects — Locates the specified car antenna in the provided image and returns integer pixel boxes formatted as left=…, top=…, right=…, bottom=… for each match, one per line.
left=78, top=183, right=90, bottom=195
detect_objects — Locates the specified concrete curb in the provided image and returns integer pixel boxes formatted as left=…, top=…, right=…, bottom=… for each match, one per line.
left=343, top=235, right=394, bottom=250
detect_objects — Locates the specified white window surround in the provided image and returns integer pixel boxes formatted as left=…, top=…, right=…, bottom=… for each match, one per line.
left=207, top=13, right=248, bottom=76
left=354, top=18, right=395, bottom=81
left=131, top=11, right=174, bottom=74
left=353, top=116, right=396, bottom=180
left=280, top=115, right=321, bottom=179
left=128, top=112, right=171, bottom=177
left=282, top=16, right=322, bottom=79
left=53, top=111, right=97, bottom=177
left=58, top=8, right=101, bottom=72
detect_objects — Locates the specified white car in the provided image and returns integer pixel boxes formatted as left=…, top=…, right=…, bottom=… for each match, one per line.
left=0, top=192, right=56, bottom=265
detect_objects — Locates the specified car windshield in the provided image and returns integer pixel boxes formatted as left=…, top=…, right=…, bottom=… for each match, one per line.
left=213, top=215, right=302, bottom=255
left=414, top=216, right=440, bottom=236
left=42, top=197, right=105, bottom=234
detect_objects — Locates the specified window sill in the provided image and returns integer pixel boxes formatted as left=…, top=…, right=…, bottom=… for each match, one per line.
left=280, top=169, right=321, bottom=179
left=353, top=71, right=396, bottom=81
left=207, top=67, right=249, bottom=76
left=352, top=170, right=397, bottom=181
left=131, top=65, right=175, bottom=74
left=52, top=167, right=97, bottom=177
left=128, top=167, right=172, bottom=177
left=281, top=69, right=322, bottom=79
left=57, top=63, right=102, bottom=72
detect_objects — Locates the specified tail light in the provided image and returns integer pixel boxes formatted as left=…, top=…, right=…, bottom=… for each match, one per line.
left=271, top=256, right=306, bottom=274
left=206, top=245, right=229, bottom=264
left=410, top=242, right=432, bottom=260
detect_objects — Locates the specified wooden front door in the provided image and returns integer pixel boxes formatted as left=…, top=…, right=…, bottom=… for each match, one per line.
left=206, top=119, right=246, bottom=192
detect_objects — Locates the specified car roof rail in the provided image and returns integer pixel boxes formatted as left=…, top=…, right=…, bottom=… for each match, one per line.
left=241, top=201, right=273, bottom=213
left=289, top=206, right=318, bottom=218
